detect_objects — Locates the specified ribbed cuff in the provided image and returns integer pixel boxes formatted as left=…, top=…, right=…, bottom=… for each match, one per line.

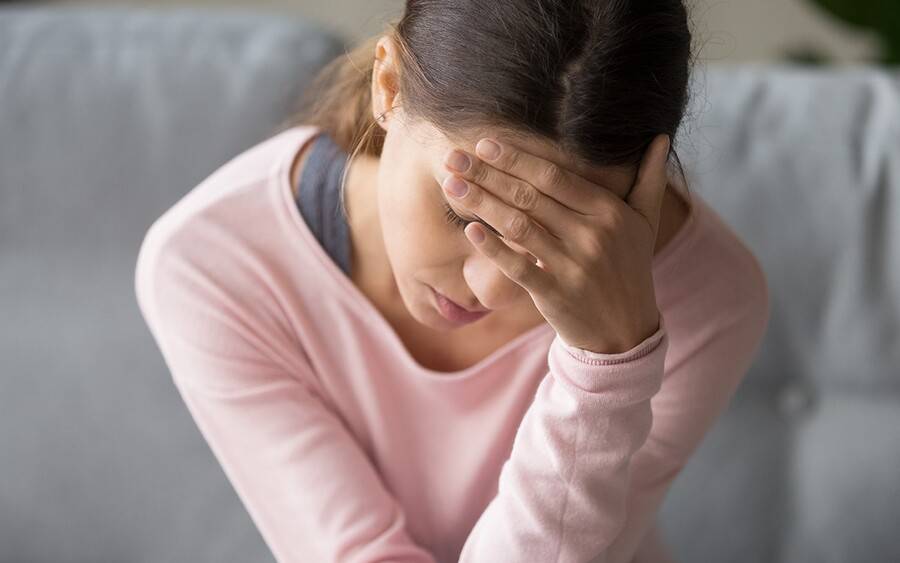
left=547, top=315, right=669, bottom=404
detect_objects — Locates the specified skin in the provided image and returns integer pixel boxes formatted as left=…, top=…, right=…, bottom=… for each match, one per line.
left=290, top=36, right=692, bottom=371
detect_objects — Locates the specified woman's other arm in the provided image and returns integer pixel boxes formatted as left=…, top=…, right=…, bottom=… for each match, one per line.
left=134, top=231, right=438, bottom=563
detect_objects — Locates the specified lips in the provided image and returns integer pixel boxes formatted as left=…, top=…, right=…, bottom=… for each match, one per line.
left=435, top=289, right=488, bottom=313
left=429, top=286, right=491, bottom=324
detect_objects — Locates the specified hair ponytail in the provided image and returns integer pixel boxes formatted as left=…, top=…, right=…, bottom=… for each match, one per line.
left=276, top=32, right=388, bottom=161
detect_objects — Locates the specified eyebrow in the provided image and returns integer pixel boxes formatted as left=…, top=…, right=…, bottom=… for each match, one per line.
left=440, top=189, right=504, bottom=238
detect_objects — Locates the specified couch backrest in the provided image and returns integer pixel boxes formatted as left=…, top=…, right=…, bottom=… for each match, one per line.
left=661, top=63, right=900, bottom=563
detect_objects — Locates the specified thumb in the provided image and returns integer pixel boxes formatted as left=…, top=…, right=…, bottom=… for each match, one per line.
left=625, top=134, right=670, bottom=242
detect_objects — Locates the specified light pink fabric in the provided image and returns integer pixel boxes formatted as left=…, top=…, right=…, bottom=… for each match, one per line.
left=134, top=125, right=770, bottom=563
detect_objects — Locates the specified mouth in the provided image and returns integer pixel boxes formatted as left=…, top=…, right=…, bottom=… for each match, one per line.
left=429, top=286, right=491, bottom=324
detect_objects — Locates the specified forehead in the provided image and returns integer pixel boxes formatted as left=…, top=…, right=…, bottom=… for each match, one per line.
left=410, top=119, right=570, bottom=166
left=408, top=118, right=636, bottom=192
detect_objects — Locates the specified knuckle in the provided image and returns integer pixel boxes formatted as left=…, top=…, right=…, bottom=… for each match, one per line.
left=583, top=221, right=612, bottom=253
left=467, top=185, right=483, bottom=206
left=605, top=208, right=627, bottom=232
left=585, top=231, right=607, bottom=257
left=572, top=267, right=592, bottom=295
left=505, top=211, right=532, bottom=243
left=473, top=162, right=490, bottom=184
left=539, top=163, right=564, bottom=189
left=503, top=149, right=522, bottom=171
left=511, top=181, right=538, bottom=211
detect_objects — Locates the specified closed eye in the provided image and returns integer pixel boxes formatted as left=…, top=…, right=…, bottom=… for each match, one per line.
left=441, top=201, right=503, bottom=238
left=442, top=201, right=471, bottom=228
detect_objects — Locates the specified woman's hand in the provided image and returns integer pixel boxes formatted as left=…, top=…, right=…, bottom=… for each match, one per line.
left=440, top=133, right=671, bottom=354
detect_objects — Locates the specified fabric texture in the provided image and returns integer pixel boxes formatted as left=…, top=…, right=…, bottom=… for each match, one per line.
left=135, top=124, right=770, bottom=563
left=295, top=131, right=352, bottom=276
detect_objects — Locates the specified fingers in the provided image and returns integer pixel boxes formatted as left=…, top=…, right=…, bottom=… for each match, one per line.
left=463, top=222, right=550, bottom=292
left=625, top=134, right=670, bottom=239
left=441, top=172, right=562, bottom=265
left=442, top=146, right=575, bottom=237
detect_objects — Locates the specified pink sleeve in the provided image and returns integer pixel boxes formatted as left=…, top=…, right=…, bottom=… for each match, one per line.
left=134, top=236, right=438, bottom=563
left=459, top=291, right=770, bottom=562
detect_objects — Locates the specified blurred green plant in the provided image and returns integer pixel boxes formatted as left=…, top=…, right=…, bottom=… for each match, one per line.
left=782, top=45, right=832, bottom=66
left=806, top=0, right=900, bottom=64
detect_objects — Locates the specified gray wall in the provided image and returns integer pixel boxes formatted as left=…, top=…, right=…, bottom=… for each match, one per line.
left=63, top=0, right=880, bottom=63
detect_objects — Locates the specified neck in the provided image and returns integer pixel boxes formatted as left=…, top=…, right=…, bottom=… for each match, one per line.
left=344, top=152, right=400, bottom=304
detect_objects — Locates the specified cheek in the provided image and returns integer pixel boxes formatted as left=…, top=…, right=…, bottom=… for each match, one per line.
left=377, top=176, right=446, bottom=257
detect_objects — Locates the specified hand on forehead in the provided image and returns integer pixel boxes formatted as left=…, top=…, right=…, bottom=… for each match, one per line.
left=432, top=124, right=638, bottom=201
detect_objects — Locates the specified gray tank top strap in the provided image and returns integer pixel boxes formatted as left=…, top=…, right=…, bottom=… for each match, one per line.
left=295, top=132, right=352, bottom=276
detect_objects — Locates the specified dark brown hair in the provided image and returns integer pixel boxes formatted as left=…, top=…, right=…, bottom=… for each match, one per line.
left=279, top=0, right=696, bottom=206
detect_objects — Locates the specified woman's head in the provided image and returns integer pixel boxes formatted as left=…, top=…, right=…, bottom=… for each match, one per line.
left=286, top=0, right=695, bottom=329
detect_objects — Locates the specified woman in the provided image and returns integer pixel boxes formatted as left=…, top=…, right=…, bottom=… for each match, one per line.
left=135, top=1, right=770, bottom=562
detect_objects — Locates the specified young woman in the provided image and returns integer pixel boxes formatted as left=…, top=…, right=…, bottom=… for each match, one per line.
left=135, top=2, right=770, bottom=562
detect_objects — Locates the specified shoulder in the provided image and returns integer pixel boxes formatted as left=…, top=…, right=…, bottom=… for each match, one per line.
left=658, top=194, right=771, bottom=334
left=135, top=126, right=319, bottom=321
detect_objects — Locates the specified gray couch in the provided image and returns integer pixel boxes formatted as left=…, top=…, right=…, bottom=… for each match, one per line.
left=2, top=5, right=898, bottom=563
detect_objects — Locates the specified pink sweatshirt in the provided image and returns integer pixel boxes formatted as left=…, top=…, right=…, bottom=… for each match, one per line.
left=134, top=125, right=770, bottom=563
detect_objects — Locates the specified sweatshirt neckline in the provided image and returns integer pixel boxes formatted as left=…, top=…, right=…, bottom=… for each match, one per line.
left=270, top=125, right=700, bottom=380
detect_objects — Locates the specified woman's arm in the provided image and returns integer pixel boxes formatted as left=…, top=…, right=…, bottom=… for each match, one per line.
left=458, top=271, right=770, bottom=563
left=604, top=295, right=770, bottom=562
left=458, top=319, right=671, bottom=563
left=135, top=234, right=438, bottom=563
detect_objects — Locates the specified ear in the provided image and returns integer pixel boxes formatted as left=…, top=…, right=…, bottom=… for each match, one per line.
left=371, top=35, right=402, bottom=131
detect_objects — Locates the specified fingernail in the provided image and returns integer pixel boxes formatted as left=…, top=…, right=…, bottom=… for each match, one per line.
left=446, top=150, right=471, bottom=172
left=467, top=225, right=485, bottom=243
left=476, top=139, right=500, bottom=160
left=443, top=175, right=468, bottom=197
